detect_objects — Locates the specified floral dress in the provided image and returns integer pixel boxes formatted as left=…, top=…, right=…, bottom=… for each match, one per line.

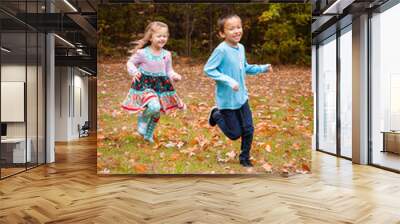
left=121, top=46, right=185, bottom=113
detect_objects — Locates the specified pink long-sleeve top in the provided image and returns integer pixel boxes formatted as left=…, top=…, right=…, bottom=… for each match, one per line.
left=127, top=46, right=175, bottom=78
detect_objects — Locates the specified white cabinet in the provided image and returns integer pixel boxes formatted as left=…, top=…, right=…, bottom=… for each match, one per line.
left=1, top=138, right=32, bottom=163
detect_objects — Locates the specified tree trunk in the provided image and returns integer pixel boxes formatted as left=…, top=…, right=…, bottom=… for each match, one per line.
left=188, top=18, right=195, bottom=57
left=185, top=4, right=190, bottom=57
left=209, top=5, right=213, bottom=53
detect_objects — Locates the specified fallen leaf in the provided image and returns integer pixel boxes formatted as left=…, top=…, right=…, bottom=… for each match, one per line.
left=302, top=163, right=310, bottom=172
left=265, top=144, right=272, bottom=153
left=129, top=159, right=135, bottom=167
left=262, top=163, right=273, bottom=172
left=226, top=150, right=236, bottom=160
left=165, top=141, right=176, bottom=148
left=170, top=153, right=180, bottom=161
left=101, top=168, right=110, bottom=174
left=293, top=143, right=301, bottom=150
left=134, top=164, right=147, bottom=173
left=176, top=141, right=185, bottom=149
left=246, top=167, right=254, bottom=173
left=153, top=143, right=162, bottom=149
left=217, top=156, right=228, bottom=163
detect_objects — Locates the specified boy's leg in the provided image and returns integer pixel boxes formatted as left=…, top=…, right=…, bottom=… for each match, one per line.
left=143, top=99, right=161, bottom=142
left=238, top=101, right=254, bottom=162
left=212, top=109, right=242, bottom=140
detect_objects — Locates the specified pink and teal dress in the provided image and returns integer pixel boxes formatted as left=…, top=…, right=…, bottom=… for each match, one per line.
left=121, top=47, right=185, bottom=113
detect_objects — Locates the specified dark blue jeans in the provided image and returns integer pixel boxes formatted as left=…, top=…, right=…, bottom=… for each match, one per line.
left=212, top=101, right=254, bottom=161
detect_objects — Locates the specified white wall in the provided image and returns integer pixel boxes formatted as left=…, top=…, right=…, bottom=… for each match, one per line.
left=55, top=67, right=89, bottom=141
left=55, top=66, right=69, bottom=141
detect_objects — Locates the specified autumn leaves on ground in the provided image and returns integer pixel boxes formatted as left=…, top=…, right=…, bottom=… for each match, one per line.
left=97, top=58, right=313, bottom=174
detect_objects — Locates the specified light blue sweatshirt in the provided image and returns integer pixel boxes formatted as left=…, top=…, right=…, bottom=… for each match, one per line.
left=204, top=41, right=270, bottom=110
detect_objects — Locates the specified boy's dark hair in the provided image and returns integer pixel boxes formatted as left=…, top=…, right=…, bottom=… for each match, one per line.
left=217, top=14, right=241, bottom=33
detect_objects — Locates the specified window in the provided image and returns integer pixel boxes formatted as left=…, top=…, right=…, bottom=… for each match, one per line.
left=317, top=35, right=337, bottom=154
left=339, top=26, right=352, bottom=158
left=370, top=3, right=400, bottom=171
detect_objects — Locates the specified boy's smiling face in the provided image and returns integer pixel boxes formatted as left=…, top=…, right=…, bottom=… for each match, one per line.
left=220, top=16, right=243, bottom=46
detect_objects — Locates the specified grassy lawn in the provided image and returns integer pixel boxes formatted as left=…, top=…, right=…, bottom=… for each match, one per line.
left=97, top=58, right=313, bottom=174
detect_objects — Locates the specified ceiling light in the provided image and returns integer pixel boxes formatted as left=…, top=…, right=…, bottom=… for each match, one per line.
left=78, top=67, right=93, bottom=76
left=323, top=0, right=355, bottom=15
left=63, top=0, right=78, bottom=12
left=54, top=34, right=75, bottom=48
left=1, top=47, right=11, bottom=53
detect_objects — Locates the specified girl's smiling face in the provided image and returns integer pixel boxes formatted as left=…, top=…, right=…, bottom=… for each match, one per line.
left=150, top=27, right=169, bottom=49
left=219, top=17, right=243, bottom=46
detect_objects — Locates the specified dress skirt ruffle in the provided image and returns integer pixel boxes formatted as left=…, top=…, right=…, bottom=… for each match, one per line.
left=121, top=73, right=185, bottom=113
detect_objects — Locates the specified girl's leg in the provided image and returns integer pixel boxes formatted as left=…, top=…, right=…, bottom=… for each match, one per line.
left=143, top=99, right=161, bottom=142
left=137, top=113, right=149, bottom=136
left=144, top=116, right=159, bottom=143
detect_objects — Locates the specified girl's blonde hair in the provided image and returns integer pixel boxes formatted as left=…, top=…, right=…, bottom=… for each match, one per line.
left=129, top=21, right=169, bottom=54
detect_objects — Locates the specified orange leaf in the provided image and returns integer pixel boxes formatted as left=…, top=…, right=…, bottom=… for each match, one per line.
left=189, top=139, right=198, bottom=146
left=196, top=155, right=205, bottom=161
left=302, top=163, right=310, bottom=172
left=170, top=153, right=180, bottom=161
left=134, top=164, right=147, bottom=173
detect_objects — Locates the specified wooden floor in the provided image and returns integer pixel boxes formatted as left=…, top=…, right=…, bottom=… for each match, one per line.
left=1, top=136, right=400, bottom=223
left=372, top=150, right=400, bottom=171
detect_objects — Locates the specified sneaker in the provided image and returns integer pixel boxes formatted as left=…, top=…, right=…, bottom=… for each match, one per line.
left=240, top=159, right=253, bottom=167
left=144, top=137, right=154, bottom=143
left=208, top=106, right=218, bottom=127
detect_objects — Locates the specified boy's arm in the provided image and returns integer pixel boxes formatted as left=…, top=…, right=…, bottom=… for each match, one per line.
left=126, top=50, right=143, bottom=76
left=241, top=45, right=270, bottom=75
left=244, top=57, right=271, bottom=75
left=204, top=48, right=238, bottom=88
